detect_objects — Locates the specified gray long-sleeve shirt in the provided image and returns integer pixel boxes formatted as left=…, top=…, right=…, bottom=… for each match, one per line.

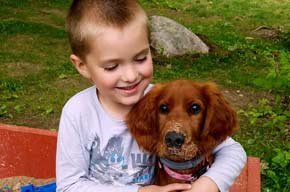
left=56, top=85, right=247, bottom=192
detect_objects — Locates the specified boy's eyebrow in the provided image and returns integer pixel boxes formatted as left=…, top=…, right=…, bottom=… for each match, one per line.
left=134, top=47, right=150, bottom=57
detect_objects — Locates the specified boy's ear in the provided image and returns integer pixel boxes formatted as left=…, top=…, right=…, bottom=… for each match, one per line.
left=70, top=54, right=91, bottom=79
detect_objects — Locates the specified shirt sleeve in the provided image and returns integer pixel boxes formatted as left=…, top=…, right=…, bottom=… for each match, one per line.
left=56, top=109, right=140, bottom=192
left=202, top=137, right=247, bottom=192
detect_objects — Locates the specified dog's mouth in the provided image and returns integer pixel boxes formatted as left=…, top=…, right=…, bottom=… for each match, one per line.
left=157, top=142, right=199, bottom=162
left=166, top=145, right=199, bottom=161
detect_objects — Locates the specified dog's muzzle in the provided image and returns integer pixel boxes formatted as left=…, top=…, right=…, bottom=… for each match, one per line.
left=165, top=131, right=185, bottom=149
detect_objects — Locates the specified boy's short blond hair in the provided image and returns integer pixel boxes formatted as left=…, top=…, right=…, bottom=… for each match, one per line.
left=66, top=0, right=148, bottom=61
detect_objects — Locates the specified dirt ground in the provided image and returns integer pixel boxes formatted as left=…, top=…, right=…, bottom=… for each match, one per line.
left=222, top=88, right=274, bottom=109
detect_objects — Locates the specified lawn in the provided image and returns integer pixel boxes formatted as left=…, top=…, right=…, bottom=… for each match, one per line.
left=0, top=0, right=289, bottom=191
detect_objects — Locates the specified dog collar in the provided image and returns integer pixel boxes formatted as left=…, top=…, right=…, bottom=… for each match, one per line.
left=158, top=156, right=209, bottom=182
left=159, top=156, right=204, bottom=170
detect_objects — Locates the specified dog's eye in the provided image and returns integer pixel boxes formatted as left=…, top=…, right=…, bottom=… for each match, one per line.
left=189, top=103, right=201, bottom=114
left=159, top=104, right=169, bottom=114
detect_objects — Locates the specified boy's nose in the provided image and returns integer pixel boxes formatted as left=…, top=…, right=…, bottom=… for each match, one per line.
left=122, top=65, right=138, bottom=82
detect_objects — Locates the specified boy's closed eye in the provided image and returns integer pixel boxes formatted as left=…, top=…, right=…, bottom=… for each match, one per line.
left=134, top=56, right=147, bottom=63
left=104, top=57, right=146, bottom=71
left=102, top=47, right=150, bottom=71
left=134, top=48, right=150, bottom=63
left=104, top=64, right=118, bottom=71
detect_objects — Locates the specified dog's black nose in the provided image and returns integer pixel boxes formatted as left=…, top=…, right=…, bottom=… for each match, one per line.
left=165, top=131, right=185, bottom=148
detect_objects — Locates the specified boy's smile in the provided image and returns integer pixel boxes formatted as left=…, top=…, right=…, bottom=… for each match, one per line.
left=116, top=81, right=141, bottom=95
left=71, top=17, right=153, bottom=119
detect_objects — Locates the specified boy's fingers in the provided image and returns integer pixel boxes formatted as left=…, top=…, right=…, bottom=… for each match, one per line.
left=162, top=183, right=192, bottom=192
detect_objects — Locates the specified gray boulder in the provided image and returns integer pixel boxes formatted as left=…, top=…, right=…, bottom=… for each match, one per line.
left=149, top=15, right=209, bottom=57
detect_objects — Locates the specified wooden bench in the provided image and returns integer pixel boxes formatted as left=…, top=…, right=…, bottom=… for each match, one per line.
left=0, top=124, right=261, bottom=191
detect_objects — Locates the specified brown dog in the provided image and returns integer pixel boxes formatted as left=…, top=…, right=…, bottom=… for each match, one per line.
left=126, top=79, right=238, bottom=186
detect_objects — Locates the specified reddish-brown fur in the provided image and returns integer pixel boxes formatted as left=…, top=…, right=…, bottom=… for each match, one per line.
left=126, top=79, right=238, bottom=186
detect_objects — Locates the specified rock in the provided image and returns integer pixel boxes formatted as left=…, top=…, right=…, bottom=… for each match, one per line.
left=149, top=15, right=209, bottom=57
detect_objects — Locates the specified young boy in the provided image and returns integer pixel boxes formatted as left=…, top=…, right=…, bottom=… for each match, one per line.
left=56, top=0, right=247, bottom=192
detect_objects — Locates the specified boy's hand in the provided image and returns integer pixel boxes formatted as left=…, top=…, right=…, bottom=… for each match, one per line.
left=138, top=183, right=192, bottom=192
left=182, top=176, right=219, bottom=192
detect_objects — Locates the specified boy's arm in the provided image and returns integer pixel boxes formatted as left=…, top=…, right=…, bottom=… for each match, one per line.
left=56, top=109, right=139, bottom=192
left=187, top=137, right=247, bottom=192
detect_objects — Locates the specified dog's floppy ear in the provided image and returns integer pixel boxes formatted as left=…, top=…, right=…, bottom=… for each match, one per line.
left=126, top=84, right=163, bottom=153
left=200, top=82, right=238, bottom=148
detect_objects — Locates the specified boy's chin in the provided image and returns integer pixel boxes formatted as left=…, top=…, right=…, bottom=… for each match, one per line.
left=120, top=94, right=143, bottom=107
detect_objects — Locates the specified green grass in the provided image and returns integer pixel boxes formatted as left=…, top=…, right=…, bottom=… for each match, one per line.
left=0, top=0, right=290, bottom=191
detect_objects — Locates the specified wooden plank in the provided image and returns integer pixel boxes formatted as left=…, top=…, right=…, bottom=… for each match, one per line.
left=0, top=124, right=57, bottom=178
left=230, top=157, right=261, bottom=192
left=247, top=157, right=261, bottom=192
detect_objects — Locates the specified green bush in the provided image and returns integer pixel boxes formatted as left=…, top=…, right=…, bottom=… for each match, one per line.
left=239, top=98, right=290, bottom=191
left=263, top=146, right=290, bottom=192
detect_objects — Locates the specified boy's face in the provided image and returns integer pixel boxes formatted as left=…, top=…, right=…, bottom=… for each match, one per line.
left=71, top=19, right=153, bottom=114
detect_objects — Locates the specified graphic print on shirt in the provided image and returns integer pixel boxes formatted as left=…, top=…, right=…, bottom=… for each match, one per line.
left=88, top=135, right=155, bottom=185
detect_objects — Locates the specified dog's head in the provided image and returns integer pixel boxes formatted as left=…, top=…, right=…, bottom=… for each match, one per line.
left=127, top=80, right=238, bottom=161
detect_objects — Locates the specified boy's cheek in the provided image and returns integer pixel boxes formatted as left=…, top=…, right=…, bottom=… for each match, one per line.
left=144, top=61, right=154, bottom=76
